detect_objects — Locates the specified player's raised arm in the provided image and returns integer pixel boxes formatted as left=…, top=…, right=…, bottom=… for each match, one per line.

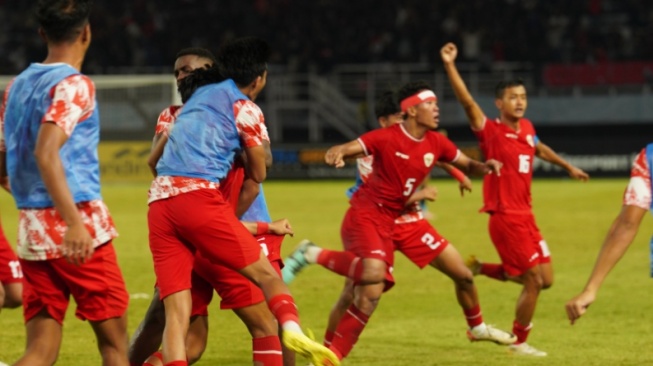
left=565, top=204, right=647, bottom=324
left=325, top=140, right=365, bottom=168
left=535, top=141, right=589, bottom=181
left=440, top=43, right=486, bottom=130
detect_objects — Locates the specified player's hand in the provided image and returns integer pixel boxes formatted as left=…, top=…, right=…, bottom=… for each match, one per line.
left=421, top=185, right=438, bottom=201
left=565, top=290, right=596, bottom=325
left=269, top=218, right=294, bottom=237
left=62, top=223, right=94, bottom=265
left=325, top=147, right=345, bottom=168
left=484, top=159, right=503, bottom=176
left=569, top=167, right=589, bottom=182
left=459, top=176, right=472, bottom=196
left=440, top=43, right=458, bottom=64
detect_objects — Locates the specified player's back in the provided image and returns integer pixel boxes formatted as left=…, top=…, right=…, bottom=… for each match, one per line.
left=156, top=79, right=248, bottom=183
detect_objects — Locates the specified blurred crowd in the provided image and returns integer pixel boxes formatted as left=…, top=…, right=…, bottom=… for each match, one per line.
left=1, top=0, right=652, bottom=75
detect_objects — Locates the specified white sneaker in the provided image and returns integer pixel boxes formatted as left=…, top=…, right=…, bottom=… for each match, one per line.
left=508, top=342, right=547, bottom=356
left=467, top=324, right=517, bottom=345
left=0, top=361, right=9, bottom=366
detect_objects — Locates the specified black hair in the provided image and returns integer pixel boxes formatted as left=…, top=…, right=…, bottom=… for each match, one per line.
left=175, top=47, right=217, bottom=65
left=374, top=90, right=400, bottom=119
left=397, top=81, right=432, bottom=104
left=495, top=79, right=525, bottom=99
left=178, top=66, right=225, bottom=103
left=216, top=37, right=270, bottom=87
left=36, top=0, right=93, bottom=43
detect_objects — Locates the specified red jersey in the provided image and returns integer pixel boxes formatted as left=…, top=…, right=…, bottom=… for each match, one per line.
left=354, top=123, right=460, bottom=214
left=474, top=117, right=537, bottom=214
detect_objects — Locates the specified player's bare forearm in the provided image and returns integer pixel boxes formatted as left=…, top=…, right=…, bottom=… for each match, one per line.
left=236, top=178, right=260, bottom=218
left=406, top=185, right=437, bottom=205
left=454, top=154, right=502, bottom=177
left=148, top=133, right=168, bottom=177
left=582, top=205, right=646, bottom=294
left=536, top=141, right=589, bottom=181
left=325, top=140, right=364, bottom=168
left=440, top=43, right=485, bottom=129
left=244, top=145, right=267, bottom=183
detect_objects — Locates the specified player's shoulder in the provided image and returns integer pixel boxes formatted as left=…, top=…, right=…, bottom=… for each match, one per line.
left=157, top=105, right=182, bottom=123
left=234, top=99, right=262, bottom=114
left=519, top=118, right=536, bottom=130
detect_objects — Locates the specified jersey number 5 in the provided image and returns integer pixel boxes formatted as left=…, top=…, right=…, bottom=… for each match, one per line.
left=403, top=178, right=416, bottom=196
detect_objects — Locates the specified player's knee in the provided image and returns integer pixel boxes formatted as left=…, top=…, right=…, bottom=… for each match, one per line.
left=542, top=278, right=554, bottom=290
left=360, top=262, right=386, bottom=284
left=186, top=342, right=207, bottom=364
left=522, top=270, right=544, bottom=291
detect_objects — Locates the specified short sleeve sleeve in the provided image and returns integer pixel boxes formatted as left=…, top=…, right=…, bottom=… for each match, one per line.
left=43, top=74, right=96, bottom=136
left=623, top=149, right=652, bottom=210
left=233, top=100, right=269, bottom=148
left=357, top=128, right=386, bottom=156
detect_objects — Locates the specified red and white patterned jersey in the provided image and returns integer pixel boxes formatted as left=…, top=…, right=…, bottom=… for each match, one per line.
left=474, top=117, right=537, bottom=214
left=1, top=75, right=116, bottom=260
left=354, top=123, right=460, bottom=215
left=154, top=105, right=183, bottom=136
left=356, top=155, right=424, bottom=224
left=623, top=148, right=651, bottom=210
left=148, top=100, right=268, bottom=203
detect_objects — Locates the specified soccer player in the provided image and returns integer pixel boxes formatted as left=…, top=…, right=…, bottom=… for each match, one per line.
left=146, top=37, right=338, bottom=366
left=131, top=55, right=295, bottom=366
left=283, top=89, right=515, bottom=355
left=565, top=143, right=652, bottom=324
left=0, top=1, right=130, bottom=365
left=284, top=89, right=516, bottom=346
left=289, top=81, right=502, bottom=363
left=440, top=42, right=589, bottom=356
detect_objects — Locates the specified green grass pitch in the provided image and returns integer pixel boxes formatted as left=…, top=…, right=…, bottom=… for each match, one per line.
left=0, top=178, right=652, bottom=365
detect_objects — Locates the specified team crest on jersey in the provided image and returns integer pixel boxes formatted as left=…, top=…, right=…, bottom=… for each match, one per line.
left=423, top=153, right=434, bottom=167
left=526, top=134, right=534, bottom=147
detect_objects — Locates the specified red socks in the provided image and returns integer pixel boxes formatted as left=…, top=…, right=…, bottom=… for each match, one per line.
left=328, top=304, right=370, bottom=359
left=324, top=330, right=336, bottom=347
left=512, top=320, right=533, bottom=344
left=480, top=263, right=507, bottom=281
left=253, top=336, right=283, bottom=365
left=316, top=249, right=364, bottom=281
left=268, top=293, right=300, bottom=325
left=163, top=361, right=187, bottom=366
left=142, top=351, right=162, bottom=366
left=463, top=304, right=484, bottom=328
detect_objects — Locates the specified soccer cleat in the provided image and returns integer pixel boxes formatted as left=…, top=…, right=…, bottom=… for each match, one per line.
left=282, top=240, right=317, bottom=284
left=282, top=330, right=341, bottom=366
left=467, top=325, right=517, bottom=345
left=508, top=342, right=547, bottom=357
left=465, top=255, right=482, bottom=276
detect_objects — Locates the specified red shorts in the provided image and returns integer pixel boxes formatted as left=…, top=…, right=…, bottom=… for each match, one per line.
left=488, top=212, right=551, bottom=277
left=20, top=242, right=128, bottom=324
left=0, top=227, right=22, bottom=284
left=341, top=205, right=395, bottom=291
left=392, top=220, right=449, bottom=268
left=148, top=189, right=262, bottom=299
left=191, top=253, right=283, bottom=315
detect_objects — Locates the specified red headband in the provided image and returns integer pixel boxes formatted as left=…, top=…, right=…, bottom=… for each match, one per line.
left=400, top=90, right=437, bottom=112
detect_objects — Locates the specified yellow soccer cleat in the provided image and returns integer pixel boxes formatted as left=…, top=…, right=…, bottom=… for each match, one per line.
left=282, top=330, right=341, bottom=366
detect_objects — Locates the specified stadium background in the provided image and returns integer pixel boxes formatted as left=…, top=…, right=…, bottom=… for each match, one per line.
left=1, top=1, right=653, bottom=365
left=2, top=0, right=653, bottom=181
